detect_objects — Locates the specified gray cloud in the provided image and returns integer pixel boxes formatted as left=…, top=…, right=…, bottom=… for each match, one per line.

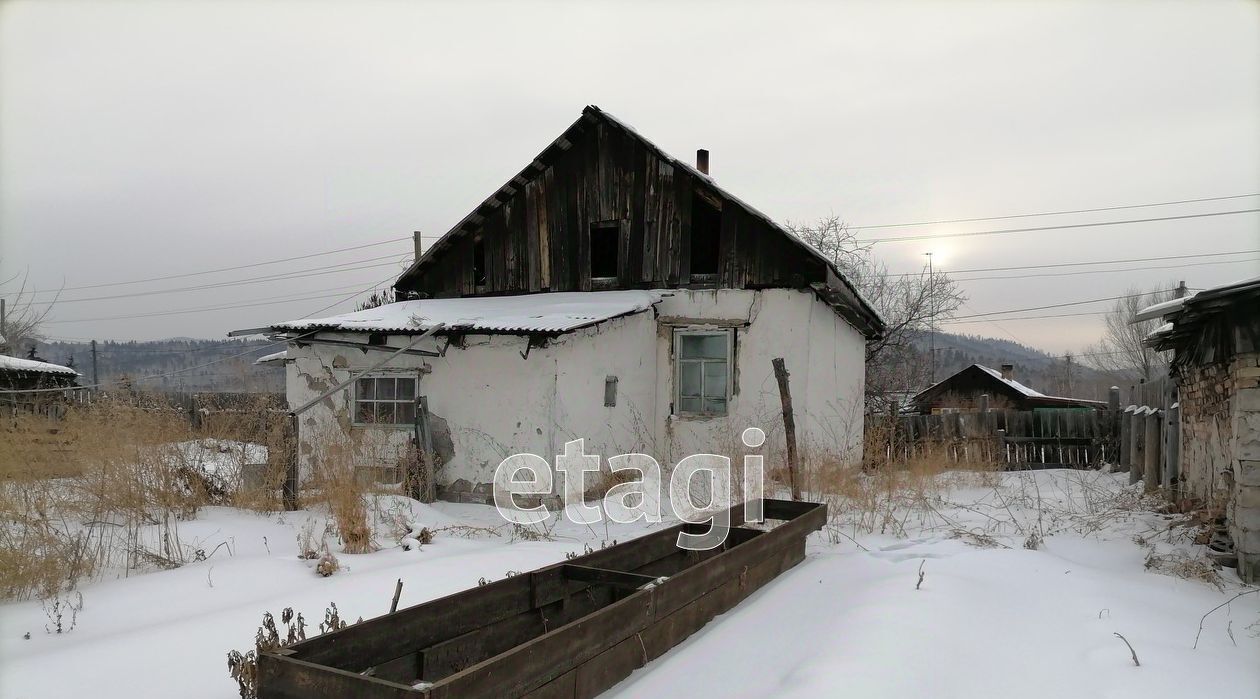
left=2, top=0, right=1257, bottom=351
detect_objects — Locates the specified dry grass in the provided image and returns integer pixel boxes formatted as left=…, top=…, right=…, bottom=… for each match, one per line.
left=0, top=400, right=209, bottom=598
left=0, top=394, right=291, bottom=600
left=795, top=416, right=1003, bottom=541
left=303, top=430, right=386, bottom=555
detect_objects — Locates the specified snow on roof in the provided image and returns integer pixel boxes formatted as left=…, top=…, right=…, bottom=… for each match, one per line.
left=1144, top=322, right=1174, bottom=342
left=0, top=354, right=79, bottom=376
left=271, top=290, right=671, bottom=335
left=1133, top=296, right=1192, bottom=323
left=974, top=364, right=1045, bottom=398
left=253, top=350, right=288, bottom=365
left=914, top=363, right=1104, bottom=407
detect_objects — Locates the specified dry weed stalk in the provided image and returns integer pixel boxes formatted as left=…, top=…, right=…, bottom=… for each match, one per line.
left=0, top=400, right=217, bottom=598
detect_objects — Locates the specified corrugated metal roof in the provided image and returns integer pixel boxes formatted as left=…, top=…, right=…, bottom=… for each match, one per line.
left=1144, top=273, right=1260, bottom=351
left=271, top=290, right=670, bottom=335
left=254, top=350, right=288, bottom=365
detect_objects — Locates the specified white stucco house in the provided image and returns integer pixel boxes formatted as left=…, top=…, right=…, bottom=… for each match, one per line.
left=239, top=106, right=884, bottom=502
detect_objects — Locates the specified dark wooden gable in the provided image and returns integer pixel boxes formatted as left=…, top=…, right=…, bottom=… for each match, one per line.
left=394, top=106, right=880, bottom=336
left=914, top=365, right=1027, bottom=411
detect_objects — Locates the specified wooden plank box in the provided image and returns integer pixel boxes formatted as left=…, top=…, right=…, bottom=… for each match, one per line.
left=257, top=498, right=826, bottom=699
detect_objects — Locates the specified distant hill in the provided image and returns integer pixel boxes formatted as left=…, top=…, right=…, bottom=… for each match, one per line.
left=34, top=338, right=284, bottom=393
left=914, top=331, right=1116, bottom=401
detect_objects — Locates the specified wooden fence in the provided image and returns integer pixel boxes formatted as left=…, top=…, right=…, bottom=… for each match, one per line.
left=887, top=392, right=1121, bottom=469
left=1117, top=376, right=1179, bottom=492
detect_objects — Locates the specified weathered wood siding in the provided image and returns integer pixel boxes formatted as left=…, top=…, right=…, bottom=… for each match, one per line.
left=400, top=117, right=827, bottom=298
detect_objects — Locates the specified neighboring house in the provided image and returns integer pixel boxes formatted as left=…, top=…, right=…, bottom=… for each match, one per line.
left=1140, top=274, right=1260, bottom=582
left=0, top=351, right=80, bottom=417
left=241, top=106, right=884, bottom=501
left=911, top=363, right=1105, bottom=415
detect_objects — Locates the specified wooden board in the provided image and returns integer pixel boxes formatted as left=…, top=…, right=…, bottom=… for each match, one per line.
left=258, top=499, right=825, bottom=699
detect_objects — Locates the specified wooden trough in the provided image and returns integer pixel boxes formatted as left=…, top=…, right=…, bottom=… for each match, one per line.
left=257, top=498, right=826, bottom=698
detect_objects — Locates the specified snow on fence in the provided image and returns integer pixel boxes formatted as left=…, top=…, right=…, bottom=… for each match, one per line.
left=1117, top=375, right=1179, bottom=494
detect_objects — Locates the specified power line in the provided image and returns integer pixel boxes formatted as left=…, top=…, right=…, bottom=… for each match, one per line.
left=849, top=192, right=1260, bottom=230
left=859, top=209, right=1259, bottom=244
left=45, top=287, right=375, bottom=324
left=953, top=256, right=1260, bottom=283
left=29, top=256, right=410, bottom=306
left=887, top=249, right=1259, bottom=278
left=942, top=309, right=1110, bottom=324
left=44, top=269, right=401, bottom=326
left=22, top=236, right=429, bottom=294
left=298, top=272, right=400, bottom=320
left=948, top=288, right=1178, bottom=322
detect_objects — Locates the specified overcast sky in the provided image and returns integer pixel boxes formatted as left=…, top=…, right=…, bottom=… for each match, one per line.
left=1, top=0, right=1257, bottom=353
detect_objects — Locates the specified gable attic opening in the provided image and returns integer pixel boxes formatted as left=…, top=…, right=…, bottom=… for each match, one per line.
left=689, top=190, right=721, bottom=280
left=589, top=220, right=620, bottom=284
left=472, top=235, right=487, bottom=288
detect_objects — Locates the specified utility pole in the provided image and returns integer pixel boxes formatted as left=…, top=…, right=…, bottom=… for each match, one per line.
left=1065, top=352, right=1073, bottom=396
left=1, top=298, right=6, bottom=353
left=91, top=340, right=99, bottom=389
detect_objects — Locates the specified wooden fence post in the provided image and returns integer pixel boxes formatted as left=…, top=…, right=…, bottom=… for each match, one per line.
left=1119, top=407, right=1132, bottom=472
left=1107, top=386, right=1120, bottom=465
left=283, top=412, right=299, bottom=511
left=1129, top=408, right=1145, bottom=485
left=1143, top=409, right=1162, bottom=493
left=771, top=358, right=801, bottom=501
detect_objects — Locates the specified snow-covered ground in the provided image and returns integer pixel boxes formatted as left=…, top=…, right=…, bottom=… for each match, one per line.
left=1, top=469, right=1257, bottom=698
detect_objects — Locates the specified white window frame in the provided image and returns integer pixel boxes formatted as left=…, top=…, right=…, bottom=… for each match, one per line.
left=673, top=328, right=734, bottom=417
left=353, top=373, right=419, bottom=427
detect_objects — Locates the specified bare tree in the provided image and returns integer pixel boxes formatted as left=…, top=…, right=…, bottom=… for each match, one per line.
left=0, top=271, right=60, bottom=357
left=1082, top=284, right=1175, bottom=382
left=787, top=216, right=966, bottom=404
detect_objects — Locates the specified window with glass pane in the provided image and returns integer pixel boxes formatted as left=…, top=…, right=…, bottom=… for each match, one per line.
left=354, top=376, right=418, bottom=425
left=675, top=330, right=731, bottom=415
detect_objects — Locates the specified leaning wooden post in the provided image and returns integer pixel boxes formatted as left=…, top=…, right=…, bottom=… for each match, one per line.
left=771, top=358, right=802, bottom=501
left=1143, top=409, right=1162, bottom=493
left=390, top=578, right=404, bottom=613
left=283, top=411, right=300, bottom=511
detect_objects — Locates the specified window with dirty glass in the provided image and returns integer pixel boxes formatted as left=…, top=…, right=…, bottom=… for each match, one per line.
left=674, top=329, right=732, bottom=416
left=355, top=376, right=417, bottom=425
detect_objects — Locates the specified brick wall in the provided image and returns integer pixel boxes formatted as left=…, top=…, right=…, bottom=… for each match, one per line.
left=1176, top=351, right=1260, bottom=582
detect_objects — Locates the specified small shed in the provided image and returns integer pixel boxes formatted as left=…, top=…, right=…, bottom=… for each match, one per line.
left=1141, top=274, right=1260, bottom=582
left=0, top=353, right=81, bottom=417
left=911, top=363, right=1105, bottom=415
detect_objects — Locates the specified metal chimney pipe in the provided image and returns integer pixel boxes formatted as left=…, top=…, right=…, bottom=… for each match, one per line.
left=1000, top=363, right=1014, bottom=380
left=696, top=149, right=709, bottom=175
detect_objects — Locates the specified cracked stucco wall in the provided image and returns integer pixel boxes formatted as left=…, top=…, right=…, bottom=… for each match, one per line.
left=283, top=288, right=868, bottom=500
